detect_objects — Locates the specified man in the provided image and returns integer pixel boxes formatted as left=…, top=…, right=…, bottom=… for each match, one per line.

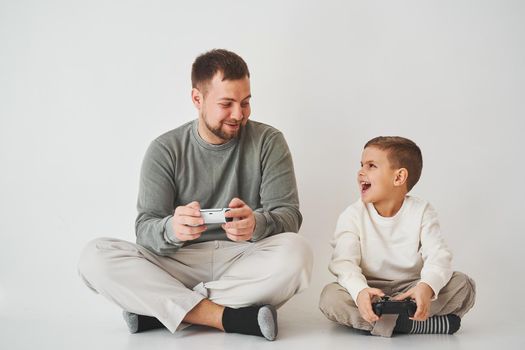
left=78, top=49, right=313, bottom=341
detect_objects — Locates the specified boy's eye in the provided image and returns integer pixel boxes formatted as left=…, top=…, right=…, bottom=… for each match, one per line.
left=368, top=164, right=376, bottom=169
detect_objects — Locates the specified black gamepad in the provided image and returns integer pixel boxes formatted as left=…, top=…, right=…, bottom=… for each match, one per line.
left=372, top=296, right=417, bottom=317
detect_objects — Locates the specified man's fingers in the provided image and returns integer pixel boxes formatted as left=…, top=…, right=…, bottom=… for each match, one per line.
left=223, top=218, right=252, bottom=230
left=228, top=197, right=246, bottom=208
left=179, top=215, right=204, bottom=227
left=175, top=205, right=201, bottom=218
left=186, top=201, right=201, bottom=210
left=175, top=223, right=207, bottom=236
left=226, top=206, right=251, bottom=219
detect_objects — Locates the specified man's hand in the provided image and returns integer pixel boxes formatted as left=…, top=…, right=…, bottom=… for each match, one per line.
left=222, top=198, right=256, bottom=242
left=356, top=288, right=385, bottom=323
left=172, top=201, right=207, bottom=241
left=392, top=282, right=434, bottom=321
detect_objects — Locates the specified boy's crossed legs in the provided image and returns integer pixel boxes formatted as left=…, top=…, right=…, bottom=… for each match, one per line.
left=319, top=271, right=476, bottom=337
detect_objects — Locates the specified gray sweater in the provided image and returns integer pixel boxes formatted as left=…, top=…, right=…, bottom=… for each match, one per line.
left=135, top=119, right=302, bottom=255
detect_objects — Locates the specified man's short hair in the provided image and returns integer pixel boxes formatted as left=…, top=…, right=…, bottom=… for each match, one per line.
left=191, top=49, right=250, bottom=95
left=364, top=136, right=423, bottom=192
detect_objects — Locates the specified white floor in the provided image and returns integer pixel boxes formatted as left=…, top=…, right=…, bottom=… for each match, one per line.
left=2, top=279, right=523, bottom=350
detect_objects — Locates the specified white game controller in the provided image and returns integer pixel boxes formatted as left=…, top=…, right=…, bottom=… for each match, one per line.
left=199, top=208, right=233, bottom=224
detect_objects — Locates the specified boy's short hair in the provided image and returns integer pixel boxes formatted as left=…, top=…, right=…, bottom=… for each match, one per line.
left=365, top=136, right=423, bottom=192
left=191, top=49, right=250, bottom=95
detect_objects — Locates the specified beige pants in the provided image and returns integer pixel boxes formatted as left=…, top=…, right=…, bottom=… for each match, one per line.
left=78, top=232, right=313, bottom=333
left=319, top=271, right=476, bottom=337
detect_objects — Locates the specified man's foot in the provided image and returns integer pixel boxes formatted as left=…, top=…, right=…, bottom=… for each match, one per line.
left=222, top=305, right=278, bottom=341
left=123, top=311, right=165, bottom=333
left=394, top=314, right=461, bottom=334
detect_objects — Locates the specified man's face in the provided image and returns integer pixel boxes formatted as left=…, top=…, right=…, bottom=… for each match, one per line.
left=357, top=146, right=398, bottom=204
left=193, top=72, right=251, bottom=144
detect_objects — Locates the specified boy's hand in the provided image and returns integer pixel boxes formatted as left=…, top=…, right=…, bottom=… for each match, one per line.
left=393, top=282, right=434, bottom=321
left=356, top=288, right=385, bottom=323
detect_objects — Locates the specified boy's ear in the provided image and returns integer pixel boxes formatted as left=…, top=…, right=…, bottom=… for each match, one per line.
left=394, top=168, right=408, bottom=187
left=191, top=88, right=203, bottom=109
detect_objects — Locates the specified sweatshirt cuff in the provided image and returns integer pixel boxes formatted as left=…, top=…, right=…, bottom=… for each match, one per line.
left=250, top=211, right=267, bottom=241
left=340, top=277, right=369, bottom=302
left=164, top=216, right=184, bottom=246
left=419, top=273, right=448, bottom=300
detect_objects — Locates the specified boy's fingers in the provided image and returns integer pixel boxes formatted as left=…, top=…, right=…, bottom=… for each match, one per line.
left=370, top=288, right=385, bottom=296
left=393, top=291, right=410, bottom=301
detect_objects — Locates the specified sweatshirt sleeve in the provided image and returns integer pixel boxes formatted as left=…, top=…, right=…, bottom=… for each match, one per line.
left=135, top=140, right=183, bottom=255
left=328, top=208, right=369, bottom=301
left=419, top=204, right=453, bottom=298
left=250, top=132, right=302, bottom=241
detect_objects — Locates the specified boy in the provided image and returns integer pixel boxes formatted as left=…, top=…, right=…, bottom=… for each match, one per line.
left=319, top=136, right=476, bottom=337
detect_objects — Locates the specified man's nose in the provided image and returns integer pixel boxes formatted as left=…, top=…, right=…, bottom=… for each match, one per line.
left=231, top=104, right=243, bottom=120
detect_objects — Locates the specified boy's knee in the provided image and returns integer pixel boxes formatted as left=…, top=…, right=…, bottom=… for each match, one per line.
left=319, top=283, right=339, bottom=310
left=450, top=271, right=476, bottom=296
left=319, top=283, right=369, bottom=330
left=319, top=283, right=355, bottom=312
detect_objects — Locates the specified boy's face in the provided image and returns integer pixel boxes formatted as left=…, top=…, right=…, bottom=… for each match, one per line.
left=357, top=146, right=399, bottom=204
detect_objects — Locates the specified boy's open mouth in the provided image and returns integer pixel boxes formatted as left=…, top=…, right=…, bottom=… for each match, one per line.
left=361, top=181, right=371, bottom=193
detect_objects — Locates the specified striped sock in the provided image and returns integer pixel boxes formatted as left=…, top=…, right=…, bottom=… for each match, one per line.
left=394, top=314, right=461, bottom=335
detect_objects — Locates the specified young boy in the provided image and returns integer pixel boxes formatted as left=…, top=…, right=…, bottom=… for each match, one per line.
left=319, top=136, right=476, bottom=337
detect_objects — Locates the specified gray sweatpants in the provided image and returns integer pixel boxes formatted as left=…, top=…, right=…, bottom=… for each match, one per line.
left=78, top=232, right=313, bottom=333
left=319, top=271, right=476, bottom=337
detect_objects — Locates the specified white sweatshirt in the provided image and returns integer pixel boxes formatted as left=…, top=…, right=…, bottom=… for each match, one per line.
left=329, top=196, right=453, bottom=302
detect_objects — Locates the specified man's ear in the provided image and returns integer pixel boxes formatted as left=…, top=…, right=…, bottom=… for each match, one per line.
left=191, top=88, right=203, bottom=109
left=394, top=168, right=408, bottom=187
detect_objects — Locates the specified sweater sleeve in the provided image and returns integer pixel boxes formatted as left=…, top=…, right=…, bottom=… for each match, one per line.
left=419, top=204, right=453, bottom=298
left=328, top=208, right=369, bottom=301
left=250, top=132, right=302, bottom=241
left=135, top=140, right=183, bottom=256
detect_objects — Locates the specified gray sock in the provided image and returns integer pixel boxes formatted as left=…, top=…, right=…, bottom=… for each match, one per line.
left=257, top=305, right=278, bottom=341
left=122, top=311, right=165, bottom=333
left=123, top=311, right=139, bottom=333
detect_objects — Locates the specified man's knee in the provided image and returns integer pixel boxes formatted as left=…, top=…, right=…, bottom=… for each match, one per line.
left=269, top=233, right=313, bottom=282
left=78, top=238, right=139, bottom=288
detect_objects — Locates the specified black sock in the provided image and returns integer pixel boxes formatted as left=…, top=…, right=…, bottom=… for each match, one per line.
left=123, top=311, right=165, bottom=333
left=394, top=314, right=461, bottom=334
left=222, top=305, right=278, bottom=341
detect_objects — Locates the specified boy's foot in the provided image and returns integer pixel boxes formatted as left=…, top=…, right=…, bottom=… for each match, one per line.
left=123, top=311, right=165, bottom=333
left=222, top=305, right=278, bottom=341
left=394, top=314, right=461, bottom=334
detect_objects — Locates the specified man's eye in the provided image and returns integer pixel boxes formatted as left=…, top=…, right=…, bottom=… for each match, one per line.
left=220, top=103, right=231, bottom=108
left=241, top=103, right=250, bottom=108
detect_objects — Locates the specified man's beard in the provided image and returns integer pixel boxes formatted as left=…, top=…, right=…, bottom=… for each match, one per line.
left=202, top=111, right=240, bottom=142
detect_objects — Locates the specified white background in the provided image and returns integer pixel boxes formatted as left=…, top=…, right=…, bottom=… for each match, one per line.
left=1, top=1, right=524, bottom=348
